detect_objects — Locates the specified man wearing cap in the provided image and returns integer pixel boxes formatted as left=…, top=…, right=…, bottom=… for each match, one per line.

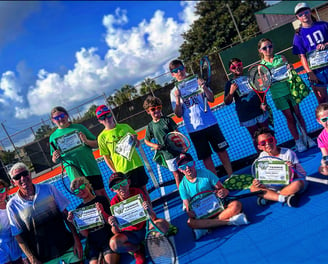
left=177, top=153, right=249, bottom=240
left=6, top=162, right=83, bottom=264
left=107, top=172, right=169, bottom=264
left=95, top=105, right=150, bottom=202
left=293, top=2, right=328, bottom=104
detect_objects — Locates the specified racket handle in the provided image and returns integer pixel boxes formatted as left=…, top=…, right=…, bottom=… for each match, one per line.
left=50, top=142, right=57, bottom=150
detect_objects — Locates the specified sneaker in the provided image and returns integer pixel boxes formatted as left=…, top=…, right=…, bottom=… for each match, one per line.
left=229, top=213, right=249, bottom=226
left=306, top=136, right=316, bottom=148
left=285, top=194, right=299, bottom=207
left=295, top=139, right=307, bottom=152
left=257, top=197, right=268, bottom=206
left=193, top=228, right=209, bottom=241
left=134, top=244, right=146, bottom=264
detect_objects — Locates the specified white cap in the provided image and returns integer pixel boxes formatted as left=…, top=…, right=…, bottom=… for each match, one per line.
left=294, top=2, right=310, bottom=15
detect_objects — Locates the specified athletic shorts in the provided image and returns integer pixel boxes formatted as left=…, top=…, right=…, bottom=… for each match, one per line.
left=240, top=111, right=269, bottom=128
left=189, top=124, right=229, bottom=161
left=126, top=166, right=149, bottom=188
left=273, top=94, right=296, bottom=111
left=44, top=246, right=81, bottom=264
left=120, top=229, right=146, bottom=246
left=88, top=234, right=114, bottom=260
left=87, top=174, right=105, bottom=191
left=165, top=156, right=179, bottom=172
left=0, top=238, right=23, bottom=263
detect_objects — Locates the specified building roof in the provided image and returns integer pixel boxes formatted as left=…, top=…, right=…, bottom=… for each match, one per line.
left=255, top=1, right=327, bottom=15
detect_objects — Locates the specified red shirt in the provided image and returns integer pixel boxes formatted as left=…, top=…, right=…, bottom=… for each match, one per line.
left=110, top=187, right=147, bottom=231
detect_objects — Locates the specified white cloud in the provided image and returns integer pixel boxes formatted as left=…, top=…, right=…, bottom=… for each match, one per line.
left=7, top=1, right=199, bottom=119
left=0, top=71, right=23, bottom=103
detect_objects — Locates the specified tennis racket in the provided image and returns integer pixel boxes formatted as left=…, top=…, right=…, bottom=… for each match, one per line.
left=189, top=190, right=264, bottom=219
left=200, top=56, right=211, bottom=113
left=145, top=217, right=177, bottom=264
left=286, top=99, right=308, bottom=148
left=248, top=64, right=272, bottom=106
left=50, top=142, right=84, bottom=194
left=164, top=131, right=190, bottom=154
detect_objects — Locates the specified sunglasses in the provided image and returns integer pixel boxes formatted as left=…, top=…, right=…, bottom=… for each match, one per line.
left=170, top=65, right=185, bottom=74
left=98, top=112, right=113, bottom=121
left=0, top=188, right=6, bottom=194
left=111, top=179, right=128, bottom=191
left=52, top=113, right=66, bottom=121
left=260, top=45, right=273, bottom=51
left=12, top=170, right=29, bottom=181
left=258, top=137, right=275, bottom=146
left=297, top=10, right=310, bottom=18
left=178, top=161, right=195, bottom=170
left=230, top=62, right=243, bottom=71
left=149, top=105, right=162, bottom=112
left=73, top=184, right=86, bottom=195
left=320, top=116, right=328, bottom=123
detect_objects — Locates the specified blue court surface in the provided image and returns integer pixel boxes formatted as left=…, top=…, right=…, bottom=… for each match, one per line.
left=44, top=73, right=328, bottom=263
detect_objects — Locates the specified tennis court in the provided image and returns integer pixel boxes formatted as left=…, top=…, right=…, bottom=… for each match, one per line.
left=24, top=72, right=328, bottom=263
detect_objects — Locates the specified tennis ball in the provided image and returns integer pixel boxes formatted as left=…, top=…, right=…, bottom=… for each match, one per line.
left=296, top=77, right=302, bottom=82
left=299, top=84, right=305, bottom=90
left=292, top=90, right=298, bottom=97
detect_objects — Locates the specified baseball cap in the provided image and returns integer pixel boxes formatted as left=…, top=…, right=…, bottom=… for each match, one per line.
left=95, top=105, right=111, bottom=119
left=177, top=153, right=193, bottom=166
left=294, top=2, right=310, bottom=15
left=109, top=172, right=127, bottom=188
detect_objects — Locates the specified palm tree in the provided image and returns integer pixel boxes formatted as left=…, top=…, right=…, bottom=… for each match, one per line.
left=140, top=78, right=161, bottom=96
left=106, top=84, right=138, bottom=107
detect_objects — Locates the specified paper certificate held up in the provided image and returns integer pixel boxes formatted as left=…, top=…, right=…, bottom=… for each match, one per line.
left=191, top=192, right=224, bottom=219
left=255, top=159, right=289, bottom=185
left=72, top=204, right=104, bottom=231
left=55, top=131, right=83, bottom=153
left=307, top=49, right=328, bottom=70
left=176, top=75, right=202, bottom=99
left=110, top=194, right=147, bottom=228
left=115, top=133, right=137, bottom=161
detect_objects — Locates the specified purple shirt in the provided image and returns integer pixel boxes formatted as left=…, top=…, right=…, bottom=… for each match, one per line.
left=293, top=21, right=328, bottom=55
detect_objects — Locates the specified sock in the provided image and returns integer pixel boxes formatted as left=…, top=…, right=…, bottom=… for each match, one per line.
left=278, top=194, right=286, bottom=203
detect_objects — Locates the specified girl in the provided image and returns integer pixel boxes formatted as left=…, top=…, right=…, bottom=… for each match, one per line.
left=258, top=38, right=316, bottom=152
left=224, top=57, right=269, bottom=149
left=49, top=106, right=109, bottom=200
left=0, top=179, right=24, bottom=264
left=67, top=177, right=119, bottom=264
left=315, top=103, right=328, bottom=175
left=293, top=2, right=328, bottom=104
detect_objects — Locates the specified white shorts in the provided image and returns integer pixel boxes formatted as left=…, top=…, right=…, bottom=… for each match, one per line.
left=240, top=112, right=269, bottom=128
left=166, top=156, right=179, bottom=172
left=0, top=237, right=23, bottom=263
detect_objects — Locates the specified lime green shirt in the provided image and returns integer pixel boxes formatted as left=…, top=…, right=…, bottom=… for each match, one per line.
left=98, top=123, right=143, bottom=173
left=261, top=54, right=290, bottom=100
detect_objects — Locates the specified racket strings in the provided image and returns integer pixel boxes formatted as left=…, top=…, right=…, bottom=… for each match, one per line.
left=146, top=233, right=175, bottom=264
left=249, top=66, right=271, bottom=92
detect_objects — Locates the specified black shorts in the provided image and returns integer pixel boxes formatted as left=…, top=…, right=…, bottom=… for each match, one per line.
left=88, top=230, right=114, bottom=260
left=189, top=124, right=229, bottom=161
left=125, top=166, right=149, bottom=188
left=87, top=175, right=105, bottom=191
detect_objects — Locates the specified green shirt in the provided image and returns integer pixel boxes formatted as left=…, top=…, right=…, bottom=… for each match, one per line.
left=261, top=54, right=290, bottom=100
left=98, top=123, right=143, bottom=173
left=49, top=123, right=101, bottom=181
left=145, top=116, right=179, bottom=160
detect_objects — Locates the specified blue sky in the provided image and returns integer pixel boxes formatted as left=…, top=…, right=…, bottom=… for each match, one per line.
left=0, top=1, right=198, bottom=144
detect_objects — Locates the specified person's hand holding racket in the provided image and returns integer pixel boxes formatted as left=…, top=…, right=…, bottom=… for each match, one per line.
left=215, top=187, right=229, bottom=199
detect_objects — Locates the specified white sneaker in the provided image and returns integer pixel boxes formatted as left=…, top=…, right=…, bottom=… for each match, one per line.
left=295, top=139, right=307, bottom=152
left=193, top=228, right=209, bottom=240
left=229, top=213, right=249, bottom=226
left=306, top=136, right=316, bottom=148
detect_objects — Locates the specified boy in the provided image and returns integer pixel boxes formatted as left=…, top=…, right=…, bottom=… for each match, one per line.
left=250, top=127, right=308, bottom=207
left=178, top=153, right=249, bottom=241
left=107, top=172, right=169, bottom=264
left=169, top=59, right=233, bottom=177
left=96, top=105, right=150, bottom=201
left=143, top=96, right=182, bottom=187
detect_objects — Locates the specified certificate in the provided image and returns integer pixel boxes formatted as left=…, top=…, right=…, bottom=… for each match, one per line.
left=73, top=205, right=104, bottom=231
left=55, top=131, right=83, bottom=153
left=176, top=75, right=202, bottom=99
left=255, top=159, right=289, bottom=185
left=307, top=49, right=328, bottom=70
left=271, top=64, right=289, bottom=83
left=233, top=76, right=253, bottom=96
left=115, top=133, right=136, bottom=160
left=110, top=194, right=147, bottom=228
left=190, top=193, right=224, bottom=219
